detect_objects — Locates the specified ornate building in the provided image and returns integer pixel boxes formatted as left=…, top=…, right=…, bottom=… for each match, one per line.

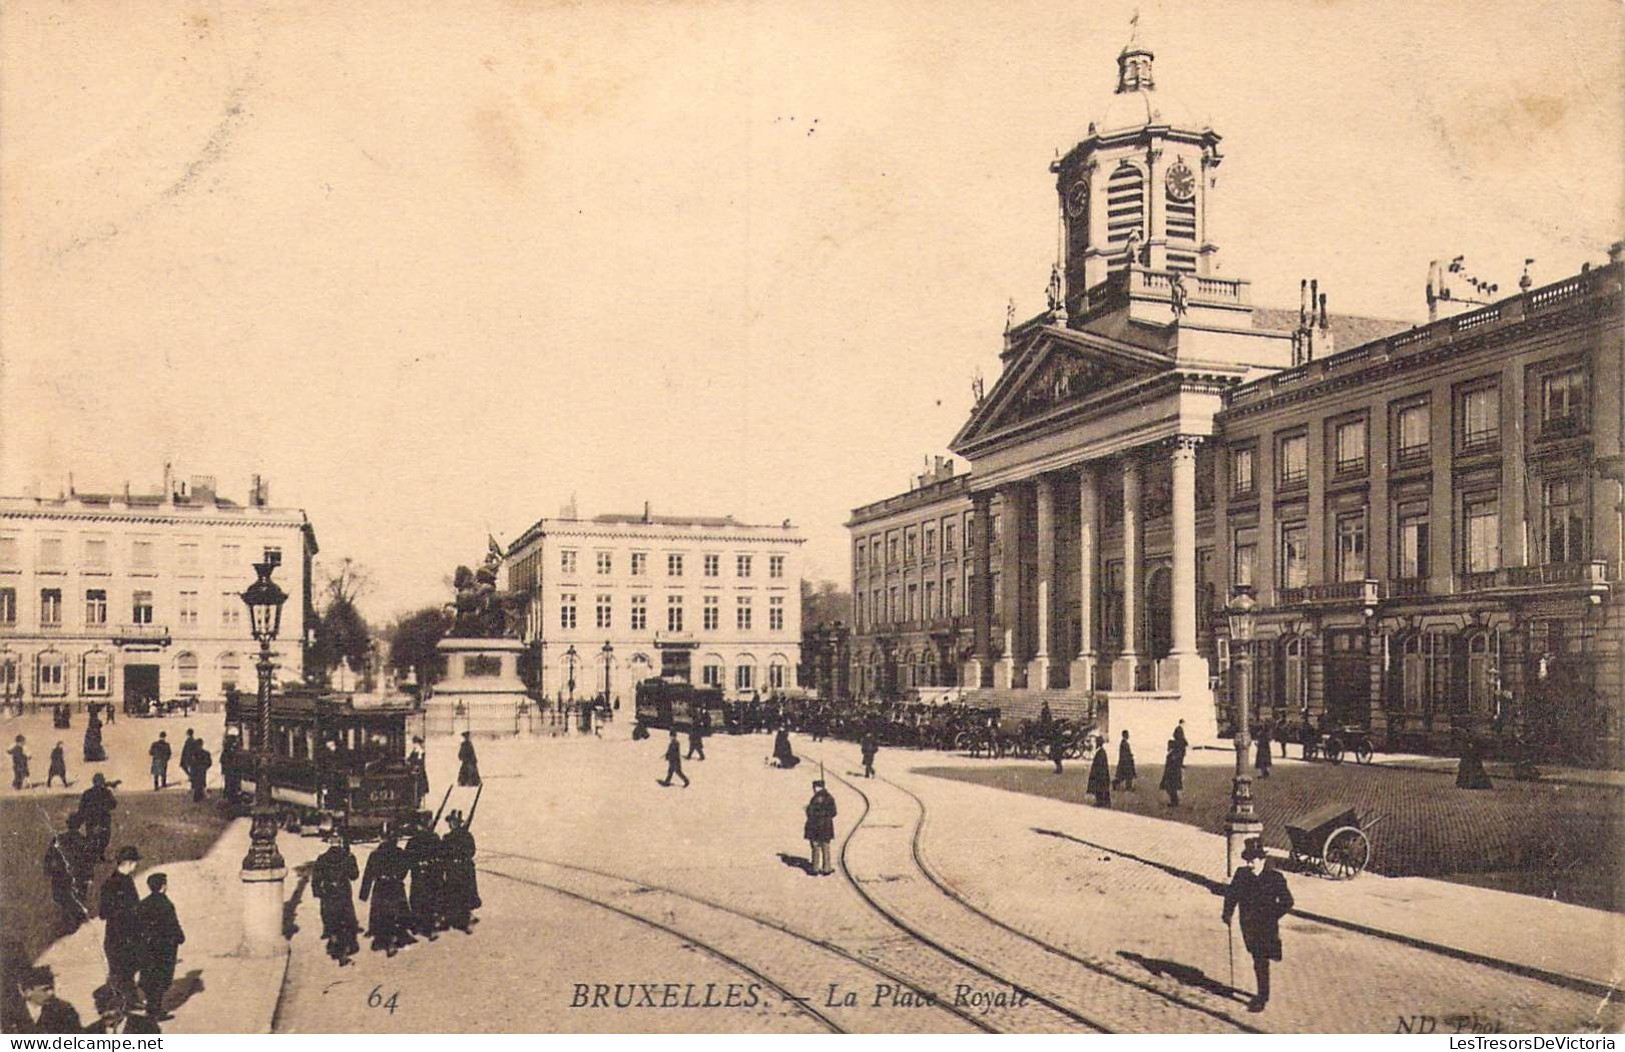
left=847, top=34, right=1624, bottom=760
left=506, top=505, right=805, bottom=703
left=0, top=473, right=318, bottom=711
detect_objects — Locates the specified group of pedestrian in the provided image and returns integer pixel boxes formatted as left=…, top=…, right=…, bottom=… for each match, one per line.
left=12, top=838, right=188, bottom=1033
left=42, top=774, right=120, bottom=932
left=356, top=810, right=482, bottom=960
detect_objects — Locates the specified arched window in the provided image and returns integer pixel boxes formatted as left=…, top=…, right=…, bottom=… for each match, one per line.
left=1106, top=161, right=1146, bottom=267
left=768, top=654, right=790, bottom=691
left=82, top=651, right=112, bottom=696
left=176, top=652, right=200, bottom=695
left=1466, top=631, right=1498, bottom=715
left=0, top=651, right=18, bottom=696
left=1281, top=636, right=1306, bottom=713
left=700, top=653, right=725, bottom=689
left=218, top=652, right=241, bottom=694
left=734, top=654, right=758, bottom=693
left=1401, top=634, right=1427, bottom=715
left=36, top=650, right=66, bottom=696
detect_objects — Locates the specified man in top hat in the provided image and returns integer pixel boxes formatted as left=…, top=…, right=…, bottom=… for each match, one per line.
left=9, top=733, right=30, bottom=790
left=186, top=740, right=212, bottom=803
left=803, top=779, right=838, bottom=876
left=440, top=809, right=480, bottom=934
left=86, top=984, right=161, bottom=1034
left=148, top=732, right=172, bottom=791
left=80, top=772, right=118, bottom=862
left=311, top=831, right=361, bottom=965
left=135, top=872, right=185, bottom=1021
left=6, top=966, right=82, bottom=1033
left=100, top=846, right=144, bottom=1001
left=179, top=729, right=203, bottom=787
left=1221, top=838, right=1295, bottom=1013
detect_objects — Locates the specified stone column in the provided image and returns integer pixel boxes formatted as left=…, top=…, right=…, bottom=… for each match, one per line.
left=996, top=484, right=1025, bottom=689
left=1071, top=464, right=1099, bottom=692
left=1030, top=475, right=1057, bottom=689
left=1114, top=458, right=1142, bottom=690
left=1161, top=436, right=1206, bottom=694
left=965, top=492, right=994, bottom=688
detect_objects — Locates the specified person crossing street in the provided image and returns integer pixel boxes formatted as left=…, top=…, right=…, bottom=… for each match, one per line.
left=658, top=729, right=689, bottom=788
left=311, top=832, right=361, bottom=965
left=1222, top=838, right=1295, bottom=1013
left=148, top=733, right=172, bottom=791
left=803, top=780, right=838, bottom=876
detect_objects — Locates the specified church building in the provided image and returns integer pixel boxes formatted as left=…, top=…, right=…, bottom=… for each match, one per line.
left=846, top=35, right=1624, bottom=762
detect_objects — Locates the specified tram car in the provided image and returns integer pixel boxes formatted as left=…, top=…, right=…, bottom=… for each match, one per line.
left=634, top=679, right=724, bottom=731
left=223, top=688, right=427, bottom=837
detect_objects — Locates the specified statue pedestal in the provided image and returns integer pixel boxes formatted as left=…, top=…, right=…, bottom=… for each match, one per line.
left=427, top=638, right=532, bottom=737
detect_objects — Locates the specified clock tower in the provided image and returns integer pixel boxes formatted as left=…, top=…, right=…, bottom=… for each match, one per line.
left=1052, top=32, right=1223, bottom=318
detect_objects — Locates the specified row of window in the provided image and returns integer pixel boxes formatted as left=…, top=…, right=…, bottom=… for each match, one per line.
left=698, top=662, right=790, bottom=691
left=557, top=550, right=786, bottom=580
left=855, top=513, right=979, bottom=575
left=0, top=537, right=283, bottom=575
left=0, top=586, right=249, bottom=630
left=1231, top=473, right=1587, bottom=588
left=1228, top=364, right=1589, bottom=498
left=858, top=571, right=966, bottom=630
left=0, top=650, right=239, bottom=697
left=557, top=593, right=787, bottom=633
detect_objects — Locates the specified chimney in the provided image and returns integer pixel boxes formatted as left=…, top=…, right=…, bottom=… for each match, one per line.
left=643, top=501, right=652, bottom=523
left=162, top=461, right=174, bottom=503
left=250, top=475, right=269, bottom=507
left=190, top=475, right=217, bottom=503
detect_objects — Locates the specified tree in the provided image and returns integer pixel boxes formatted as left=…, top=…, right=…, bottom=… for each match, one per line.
left=388, top=606, right=451, bottom=689
left=801, top=579, right=852, bottom=631
left=311, top=597, right=371, bottom=689
left=307, top=557, right=374, bottom=689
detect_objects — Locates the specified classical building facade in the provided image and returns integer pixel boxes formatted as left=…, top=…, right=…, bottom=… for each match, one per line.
left=1214, top=260, right=1624, bottom=762
left=847, top=458, right=982, bottom=697
left=0, top=474, right=318, bottom=710
left=846, top=36, right=1623, bottom=759
left=506, top=507, right=805, bottom=702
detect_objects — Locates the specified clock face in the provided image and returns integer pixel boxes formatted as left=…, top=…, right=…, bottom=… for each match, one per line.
left=1065, top=180, right=1088, bottom=217
left=1166, top=159, right=1196, bottom=201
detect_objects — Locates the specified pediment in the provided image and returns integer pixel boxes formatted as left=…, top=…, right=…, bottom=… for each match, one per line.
left=953, top=326, right=1173, bottom=450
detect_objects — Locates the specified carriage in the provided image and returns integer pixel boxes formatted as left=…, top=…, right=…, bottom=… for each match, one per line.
left=1302, top=723, right=1377, bottom=765
left=1284, top=803, right=1382, bottom=879
left=634, top=679, right=724, bottom=731
left=223, top=688, right=427, bottom=838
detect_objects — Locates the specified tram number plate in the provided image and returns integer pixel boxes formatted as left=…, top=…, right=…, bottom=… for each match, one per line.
left=365, top=786, right=399, bottom=804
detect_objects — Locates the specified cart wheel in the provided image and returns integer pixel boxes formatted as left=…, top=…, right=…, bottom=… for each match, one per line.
left=1322, top=826, right=1370, bottom=880
left=1354, top=740, right=1374, bottom=765
left=1324, top=737, right=1345, bottom=764
left=1066, top=744, right=1084, bottom=760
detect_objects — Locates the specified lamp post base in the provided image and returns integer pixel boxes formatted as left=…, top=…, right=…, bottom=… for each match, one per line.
left=1225, top=767, right=1263, bottom=878
left=238, top=865, right=288, bottom=958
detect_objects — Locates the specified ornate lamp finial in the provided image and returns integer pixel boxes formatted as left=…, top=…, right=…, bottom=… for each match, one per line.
left=1005, top=297, right=1016, bottom=333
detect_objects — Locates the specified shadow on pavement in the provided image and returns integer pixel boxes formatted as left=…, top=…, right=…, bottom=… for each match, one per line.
left=1117, top=950, right=1247, bottom=1003
left=163, top=969, right=205, bottom=1016
left=1033, top=828, right=1225, bottom=895
left=776, top=853, right=815, bottom=876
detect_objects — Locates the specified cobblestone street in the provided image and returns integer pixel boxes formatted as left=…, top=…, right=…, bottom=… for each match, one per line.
left=261, top=730, right=1623, bottom=1033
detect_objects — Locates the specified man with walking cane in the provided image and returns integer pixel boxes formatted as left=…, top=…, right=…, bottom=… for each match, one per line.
left=1222, top=837, right=1294, bottom=1013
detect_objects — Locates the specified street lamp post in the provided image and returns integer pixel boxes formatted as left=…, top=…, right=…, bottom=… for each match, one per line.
left=239, top=560, right=288, bottom=957
left=600, top=641, right=614, bottom=702
left=565, top=645, right=578, bottom=702
left=1224, top=585, right=1263, bottom=878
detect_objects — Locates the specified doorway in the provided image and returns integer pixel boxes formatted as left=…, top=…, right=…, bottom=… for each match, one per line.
left=1323, top=630, right=1371, bottom=726
left=124, top=664, right=159, bottom=714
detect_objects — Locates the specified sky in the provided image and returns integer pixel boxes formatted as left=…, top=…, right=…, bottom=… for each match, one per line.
left=2, top=0, right=1621, bottom=623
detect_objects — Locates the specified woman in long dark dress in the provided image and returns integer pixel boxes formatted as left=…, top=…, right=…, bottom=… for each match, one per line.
left=1255, top=722, right=1273, bottom=779
left=1113, top=729, right=1137, bottom=790
left=1086, top=739, right=1112, bottom=807
left=83, top=714, right=106, bottom=763
left=456, top=733, right=481, bottom=787
left=772, top=727, right=800, bottom=769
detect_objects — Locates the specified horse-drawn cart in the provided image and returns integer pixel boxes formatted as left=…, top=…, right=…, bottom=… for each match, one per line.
left=1285, top=803, right=1383, bottom=879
